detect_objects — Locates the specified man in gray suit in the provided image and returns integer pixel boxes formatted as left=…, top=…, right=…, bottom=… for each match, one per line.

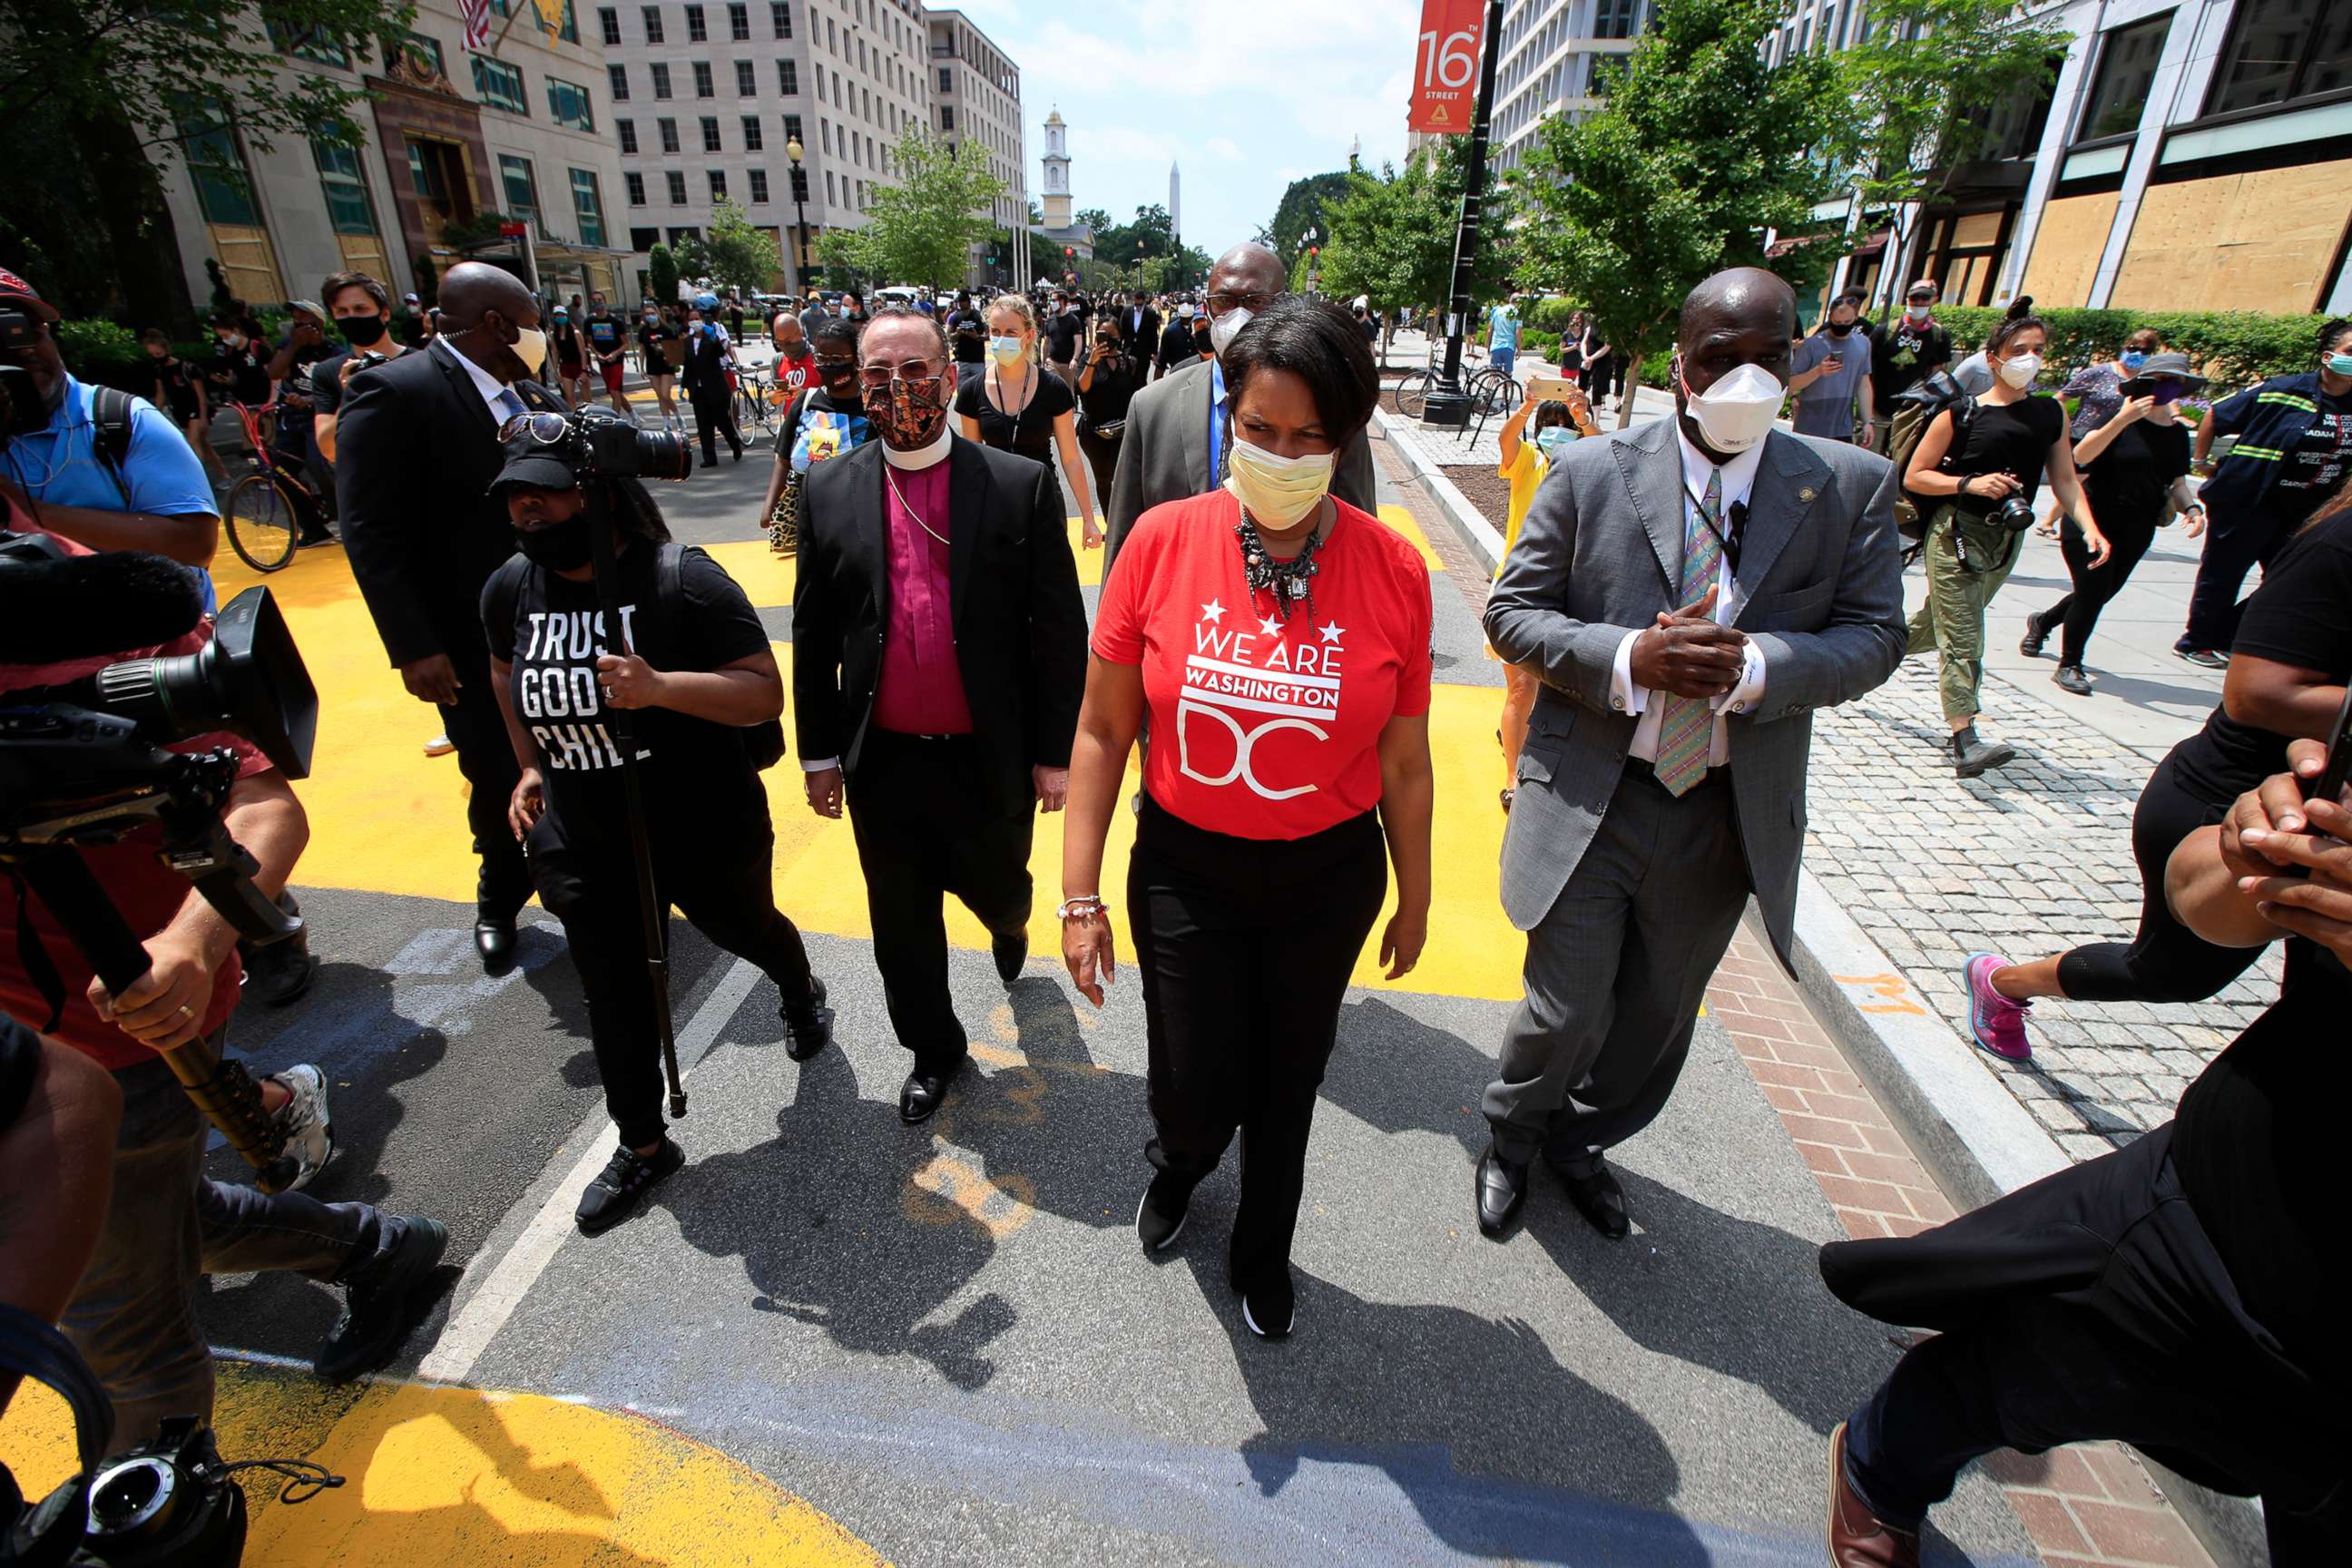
left=1477, top=268, right=1906, bottom=1240
left=1103, top=242, right=1377, bottom=573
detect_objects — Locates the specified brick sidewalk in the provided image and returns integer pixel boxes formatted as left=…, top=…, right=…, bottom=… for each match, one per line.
left=1710, top=936, right=2220, bottom=1568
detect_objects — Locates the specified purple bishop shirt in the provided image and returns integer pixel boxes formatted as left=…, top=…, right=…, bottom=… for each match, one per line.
left=871, top=457, right=974, bottom=734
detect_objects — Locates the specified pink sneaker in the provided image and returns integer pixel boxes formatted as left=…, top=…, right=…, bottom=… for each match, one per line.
left=1963, top=953, right=2032, bottom=1063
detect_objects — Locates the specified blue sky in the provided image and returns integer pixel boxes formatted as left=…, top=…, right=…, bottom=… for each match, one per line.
left=942, top=0, right=1425, bottom=255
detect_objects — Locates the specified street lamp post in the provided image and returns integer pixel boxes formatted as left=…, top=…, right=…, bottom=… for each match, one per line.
left=1299, top=225, right=1321, bottom=299
left=786, top=138, right=811, bottom=299
left=1422, top=0, right=1504, bottom=430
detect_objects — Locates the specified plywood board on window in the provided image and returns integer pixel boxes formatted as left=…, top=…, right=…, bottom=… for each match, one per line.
left=336, top=234, right=390, bottom=280
left=2019, top=192, right=2118, bottom=308
left=209, top=224, right=285, bottom=311
left=1950, top=211, right=2004, bottom=249
left=2113, top=161, right=2352, bottom=314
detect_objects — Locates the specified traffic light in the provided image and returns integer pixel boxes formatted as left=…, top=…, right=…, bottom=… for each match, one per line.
left=1064, top=247, right=1073, bottom=258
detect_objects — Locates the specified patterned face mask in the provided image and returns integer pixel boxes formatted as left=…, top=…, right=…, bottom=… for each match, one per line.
left=867, top=370, right=951, bottom=450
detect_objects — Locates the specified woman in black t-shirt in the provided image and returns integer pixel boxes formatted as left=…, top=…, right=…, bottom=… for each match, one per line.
left=760, top=318, right=870, bottom=554
left=1903, top=311, right=2102, bottom=777
left=1072, top=320, right=1139, bottom=524
left=1963, top=489, right=2352, bottom=1061
left=482, top=427, right=832, bottom=1235
left=634, top=311, right=682, bottom=426
left=2022, top=351, right=2205, bottom=692
left=954, top=295, right=1102, bottom=547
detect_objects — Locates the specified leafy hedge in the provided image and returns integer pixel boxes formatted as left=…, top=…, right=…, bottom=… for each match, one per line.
left=1919, top=308, right=2328, bottom=394
left=53, top=314, right=284, bottom=396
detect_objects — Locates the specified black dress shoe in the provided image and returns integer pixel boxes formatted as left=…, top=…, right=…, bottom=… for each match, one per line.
left=1553, top=1158, right=1632, bottom=1240
left=2017, top=609, right=2049, bottom=659
left=899, top=1054, right=965, bottom=1124
left=992, top=929, right=1028, bottom=985
left=475, top=916, right=518, bottom=976
left=782, top=977, right=833, bottom=1063
left=1475, top=1142, right=1529, bottom=1239
left=1135, top=1171, right=1191, bottom=1251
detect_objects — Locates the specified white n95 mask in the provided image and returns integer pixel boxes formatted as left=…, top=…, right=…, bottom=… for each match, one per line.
left=1680, top=359, right=1784, bottom=453
left=1209, top=307, right=1253, bottom=358
left=1225, top=438, right=1335, bottom=529
left=510, top=326, right=549, bottom=375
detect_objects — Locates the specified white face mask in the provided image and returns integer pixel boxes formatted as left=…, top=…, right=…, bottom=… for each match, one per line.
left=1905, top=304, right=1932, bottom=322
left=510, top=326, right=548, bottom=375
left=1679, top=359, right=1784, bottom=453
left=1996, top=352, right=2043, bottom=389
left=987, top=334, right=1025, bottom=366
left=1209, top=306, right=1253, bottom=358
left=1225, top=437, right=1335, bottom=530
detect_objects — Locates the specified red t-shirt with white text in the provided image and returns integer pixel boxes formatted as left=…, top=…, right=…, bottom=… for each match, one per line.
left=1094, top=491, right=1432, bottom=840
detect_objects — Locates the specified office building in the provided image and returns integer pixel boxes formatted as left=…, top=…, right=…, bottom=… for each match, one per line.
left=1786, top=0, right=2351, bottom=316
left=155, top=1, right=637, bottom=312
left=926, top=7, right=1028, bottom=291
left=604, top=0, right=935, bottom=296
left=1488, top=0, right=1651, bottom=176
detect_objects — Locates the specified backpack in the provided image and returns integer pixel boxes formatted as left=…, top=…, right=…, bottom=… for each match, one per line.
left=88, top=386, right=140, bottom=506
left=1885, top=370, right=1977, bottom=547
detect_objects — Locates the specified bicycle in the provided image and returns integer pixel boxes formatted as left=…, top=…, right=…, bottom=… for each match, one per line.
left=221, top=401, right=315, bottom=573
left=1388, top=341, right=1492, bottom=419
left=732, top=369, right=779, bottom=436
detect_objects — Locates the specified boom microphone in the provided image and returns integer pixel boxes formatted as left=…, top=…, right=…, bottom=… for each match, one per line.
left=0, top=532, right=205, bottom=664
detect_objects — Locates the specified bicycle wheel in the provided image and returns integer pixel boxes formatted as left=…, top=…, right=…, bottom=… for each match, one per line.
left=1392, top=371, right=1431, bottom=419
left=1473, top=370, right=1519, bottom=416
left=225, top=473, right=299, bottom=573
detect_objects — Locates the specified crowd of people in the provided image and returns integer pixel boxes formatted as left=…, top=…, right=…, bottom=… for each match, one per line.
left=2, top=238, right=2345, bottom=1563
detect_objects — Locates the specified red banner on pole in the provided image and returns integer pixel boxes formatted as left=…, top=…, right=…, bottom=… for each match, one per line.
left=1407, top=0, right=1486, bottom=134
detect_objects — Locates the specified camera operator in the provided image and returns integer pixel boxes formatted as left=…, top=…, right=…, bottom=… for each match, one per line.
left=1901, top=309, right=2102, bottom=778
left=1819, top=738, right=2351, bottom=1563
left=336, top=262, right=562, bottom=976
left=0, top=524, right=448, bottom=1448
left=309, top=269, right=407, bottom=469
left=480, top=416, right=832, bottom=1234
left=0, top=265, right=220, bottom=604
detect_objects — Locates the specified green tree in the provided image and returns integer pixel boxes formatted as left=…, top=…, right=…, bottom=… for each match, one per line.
left=1259, top=172, right=1353, bottom=259
left=1833, top=0, right=2068, bottom=309
left=1320, top=138, right=1514, bottom=322
left=827, top=128, right=1005, bottom=291
left=0, top=0, right=416, bottom=324
left=647, top=243, right=681, bottom=306
left=701, top=198, right=784, bottom=292
left=1508, top=0, right=1841, bottom=424
left=1072, top=207, right=1114, bottom=235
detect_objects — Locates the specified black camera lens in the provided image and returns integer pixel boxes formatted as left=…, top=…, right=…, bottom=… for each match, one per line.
left=575, top=411, right=693, bottom=482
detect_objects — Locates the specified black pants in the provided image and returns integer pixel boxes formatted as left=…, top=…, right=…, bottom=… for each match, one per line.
left=2041, top=508, right=2156, bottom=666
left=691, top=386, right=742, bottom=462
left=1077, top=430, right=1121, bottom=515
left=438, top=646, right=533, bottom=918
left=1580, top=356, right=1626, bottom=402
left=529, top=779, right=813, bottom=1148
left=844, top=730, right=1034, bottom=1067
left=2053, top=750, right=2264, bottom=1004
left=2180, top=500, right=2301, bottom=654
left=1836, top=1126, right=2347, bottom=1560
left=1128, top=798, right=1387, bottom=1289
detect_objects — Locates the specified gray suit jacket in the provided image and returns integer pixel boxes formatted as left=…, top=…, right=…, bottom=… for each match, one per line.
left=1485, top=418, right=1906, bottom=961
left=1102, top=356, right=1378, bottom=574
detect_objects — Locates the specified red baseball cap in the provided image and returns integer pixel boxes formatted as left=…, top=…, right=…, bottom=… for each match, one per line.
left=0, top=264, right=60, bottom=324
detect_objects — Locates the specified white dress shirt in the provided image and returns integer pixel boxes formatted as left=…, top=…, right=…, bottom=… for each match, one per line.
left=449, top=343, right=524, bottom=416
left=1608, top=430, right=1770, bottom=767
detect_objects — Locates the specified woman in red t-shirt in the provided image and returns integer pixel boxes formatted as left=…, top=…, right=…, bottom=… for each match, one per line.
left=1061, top=298, right=1435, bottom=1340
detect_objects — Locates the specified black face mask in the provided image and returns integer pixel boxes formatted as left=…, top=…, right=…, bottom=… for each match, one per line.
left=1826, top=320, right=1854, bottom=338
left=514, top=513, right=593, bottom=572
left=1192, top=328, right=1212, bottom=348
left=336, top=313, right=389, bottom=348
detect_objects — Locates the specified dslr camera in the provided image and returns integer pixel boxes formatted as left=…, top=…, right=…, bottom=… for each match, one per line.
left=504, top=407, right=694, bottom=482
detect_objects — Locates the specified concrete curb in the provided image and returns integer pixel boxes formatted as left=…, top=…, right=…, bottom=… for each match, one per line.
left=1370, top=405, right=1506, bottom=569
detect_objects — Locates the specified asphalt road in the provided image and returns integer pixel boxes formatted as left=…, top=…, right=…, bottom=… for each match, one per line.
left=191, top=409, right=2039, bottom=1565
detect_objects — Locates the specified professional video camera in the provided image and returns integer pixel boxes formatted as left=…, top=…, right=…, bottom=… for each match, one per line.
left=496, top=406, right=695, bottom=482
left=0, top=365, right=320, bottom=1191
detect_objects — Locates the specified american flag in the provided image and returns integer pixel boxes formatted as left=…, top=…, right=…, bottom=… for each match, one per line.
left=459, top=0, right=493, bottom=50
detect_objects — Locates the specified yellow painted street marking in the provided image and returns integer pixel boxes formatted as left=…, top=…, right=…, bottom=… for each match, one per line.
left=0, top=1359, right=887, bottom=1567
left=212, top=534, right=1526, bottom=1000
left=1377, top=503, right=1446, bottom=572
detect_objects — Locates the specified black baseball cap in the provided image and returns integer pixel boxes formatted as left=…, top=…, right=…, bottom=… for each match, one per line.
left=487, top=417, right=580, bottom=496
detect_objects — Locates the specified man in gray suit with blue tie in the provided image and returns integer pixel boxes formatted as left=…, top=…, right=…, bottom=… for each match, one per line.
left=1476, top=268, right=1907, bottom=1240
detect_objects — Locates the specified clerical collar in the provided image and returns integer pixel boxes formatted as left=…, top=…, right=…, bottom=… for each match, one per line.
left=881, top=424, right=954, bottom=471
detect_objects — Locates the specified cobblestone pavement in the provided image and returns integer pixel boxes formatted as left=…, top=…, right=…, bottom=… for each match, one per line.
left=1803, top=656, right=2278, bottom=1162
left=1388, top=379, right=2278, bottom=1170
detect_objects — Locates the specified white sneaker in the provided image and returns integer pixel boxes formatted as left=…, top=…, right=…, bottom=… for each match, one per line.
left=269, top=1064, right=336, bottom=1191
left=423, top=733, right=456, bottom=757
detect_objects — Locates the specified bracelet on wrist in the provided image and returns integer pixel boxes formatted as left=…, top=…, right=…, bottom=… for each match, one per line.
left=1056, top=896, right=1109, bottom=922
